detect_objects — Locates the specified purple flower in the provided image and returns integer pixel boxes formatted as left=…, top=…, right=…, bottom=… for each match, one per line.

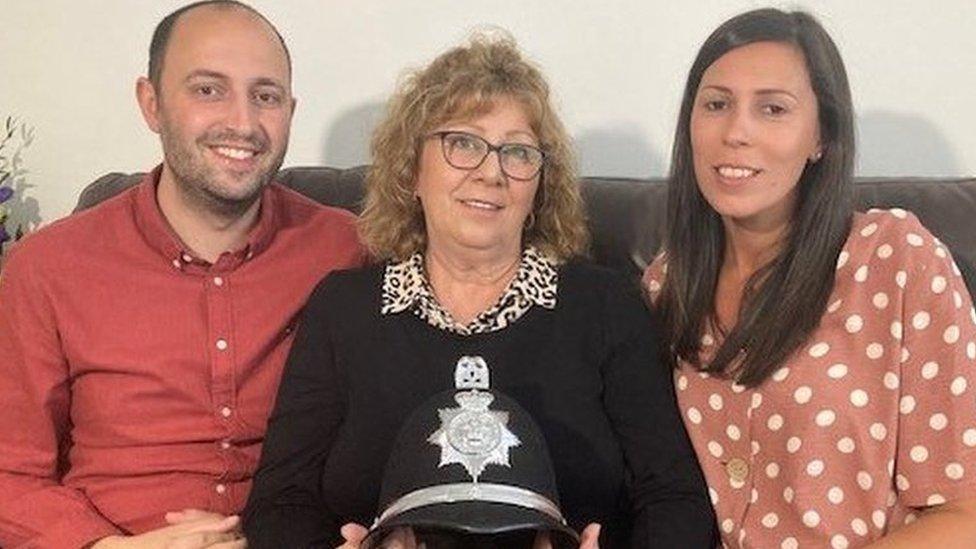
left=0, top=186, right=12, bottom=204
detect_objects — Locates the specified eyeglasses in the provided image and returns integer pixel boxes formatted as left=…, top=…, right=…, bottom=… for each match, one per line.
left=429, top=131, right=546, bottom=181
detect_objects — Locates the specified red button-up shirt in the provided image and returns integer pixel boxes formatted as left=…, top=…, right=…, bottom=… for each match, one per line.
left=0, top=168, right=365, bottom=548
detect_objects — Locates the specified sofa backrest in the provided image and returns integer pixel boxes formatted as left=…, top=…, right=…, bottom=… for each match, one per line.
left=76, top=167, right=976, bottom=295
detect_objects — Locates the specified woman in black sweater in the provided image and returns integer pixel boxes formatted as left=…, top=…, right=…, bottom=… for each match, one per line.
left=243, top=33, right=714, bottom=549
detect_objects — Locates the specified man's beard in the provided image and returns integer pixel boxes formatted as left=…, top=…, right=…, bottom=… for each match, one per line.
left=160, top=123, right=286, bottom=218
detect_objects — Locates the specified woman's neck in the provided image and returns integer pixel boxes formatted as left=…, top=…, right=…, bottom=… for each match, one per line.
left=424, top=245, right=522, bottom=325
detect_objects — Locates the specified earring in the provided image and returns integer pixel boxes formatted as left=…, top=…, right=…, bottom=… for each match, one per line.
left=810, top=150, right=823, bottom=163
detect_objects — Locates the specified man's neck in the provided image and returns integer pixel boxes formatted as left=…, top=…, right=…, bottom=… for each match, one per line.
left=156, top=168, right=262, bottom=264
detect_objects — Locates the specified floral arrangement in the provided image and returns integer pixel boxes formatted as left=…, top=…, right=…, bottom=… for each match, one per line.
left=0, top=116, right=35, bottom=256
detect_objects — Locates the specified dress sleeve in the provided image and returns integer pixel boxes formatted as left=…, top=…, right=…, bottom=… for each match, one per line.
left=0, top=246, right=123, bottom=548
left=598, top=272, right=717, bottom=547
left=243, top=274, right=349, bottom=548
left=892, top=215, right=976, bottom=508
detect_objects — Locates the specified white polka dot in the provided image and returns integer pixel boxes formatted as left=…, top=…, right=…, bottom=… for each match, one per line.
left=854, top=265, right=869, bottom=282
left=906, top=233, right=924, bottom=247
left=900, top=395, right=917, bottom=415
left=912, top=311, right=931, bottom=330
left=927, top=494, right=947, bottom=506
left=883, top=372, right=900, bottom=390
left=870, top=423, right=888, bottom=441
left=852, top=518, right=869, bottom=536
left=751, top=392, right=763, bottom=410
left=901, top=347, right=911, bottom=364
left=709, top=487, right=718, bottom=504
left=890, top=208, right=908, bottom=219
left=708, top=440, right=724, bottom=458
left=726, top=424, right=741, bottom=441
left=709, top=393, right=724, bottom=411
left=831, top=534, right=849, bottom=549
left=946, top=463, right=965, bottom=480
left=936, top=246, right=948, bottom=258
left=873, top=292, right=889, bottom=309
left=782, top=537, right=798, bottom=549
left=784, top=486, right=795, bottom=503
left=968, top=342, right=976, bottom=360
left=857, top=471, right=873, bottom=490
left=836, top=251, right=850, bottom=269
left=816, top=409, right=836, bottom=427
left=860, top=223, right=878, bottom=237
left=687, top=407, right=702, bottom=424
left=896, top=474, right=910, bottom=491
left=768, top=414, right=784, bottom=431
left=809, top=342, right=830, bottom=358
left=730, top=476, right=745, bottom=490
left=762, top=512, right=779, bottom=528
left=896, top=271, right=908, bottom=288
left=731, top=382, right=746, bottom=393
left=921, top=361, right=940, bottom=380
left=772, top=367, right=790, bottom=382
left=794, top=386, right=813, bottom=404
left=954, top=291, right=963, bottom=309
left=872, top=510, right=887, bottom=529
left=837, top=437, right=856, bottom=453
left=827, top=363, right=849, bottom=379
left=751, top=440, right=761, bottom=456
left=887, top=460, right=895, bottom=477
left=951, top=376, right=968, bottom=396
left=677, top=375, right=688, bottom=391
left=721, top=519, right=734, bottom=533
left=765, top=462, right=780, bottom=478
left=932, top=276, right=948, bottom=294
left=849, top=389, right=869, bottom=408
left=828, top=298, right=843, bottom=313
left=828, top=486, right=845, bottom=504
left=930, top=413, right=948, bottom=431
left=944, top=325, right=961, bottom=344
left=876, top=244, right=893, bottom=259
left=890, top=321, right=903, bottom=340
left=867, top=343, right=884, bottom=359
left=807, top=459, right=825, bottom=477
left=910, top=445, right=929, bottom=463
left=802, top=510, right=821, bottom=527
left=845, top=315, right=863, bottom=333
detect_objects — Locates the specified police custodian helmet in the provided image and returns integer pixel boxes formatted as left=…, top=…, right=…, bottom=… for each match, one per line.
left=362, top=356, right=580, bottom=549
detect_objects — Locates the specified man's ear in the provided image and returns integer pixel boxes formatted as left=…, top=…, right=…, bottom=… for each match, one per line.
left=289, top=95, right=298, bottom=123
left=136, top=77, right=162, bottom=134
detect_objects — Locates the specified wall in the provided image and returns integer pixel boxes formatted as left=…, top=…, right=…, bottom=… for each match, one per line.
left=1, top=0, right=973, bottom=225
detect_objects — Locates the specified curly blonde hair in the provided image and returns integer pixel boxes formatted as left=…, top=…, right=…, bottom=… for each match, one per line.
left=358, top=32, right=589, bottom=262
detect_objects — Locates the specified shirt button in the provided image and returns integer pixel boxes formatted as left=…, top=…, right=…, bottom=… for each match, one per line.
left=215, top=339, right=228, bottom=351
left=171, top=258, right=181, bottom=269
left=213, top=276, right=224, bottom=287
left=220, top=440, right=232, bottom=450
left=215, top=483, right=227, bottom=495
left=726, top=457, right=750, bottom=483
left=245, top=250, right=254, bottom=260
left=182, top=253, right=194, bottom=263
left=220, top=406, right=232, bottom=418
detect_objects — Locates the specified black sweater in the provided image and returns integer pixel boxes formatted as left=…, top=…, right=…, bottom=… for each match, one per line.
left=243, top=262, right=715, bottom=548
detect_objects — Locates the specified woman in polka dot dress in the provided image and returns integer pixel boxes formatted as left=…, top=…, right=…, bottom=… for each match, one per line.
left=642, top=8, right=976, bottom=549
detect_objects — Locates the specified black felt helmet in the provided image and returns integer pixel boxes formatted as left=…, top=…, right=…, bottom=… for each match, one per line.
left=362, top=356, right=579, bottom=549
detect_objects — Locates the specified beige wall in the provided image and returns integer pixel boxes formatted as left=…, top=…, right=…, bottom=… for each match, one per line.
left=1, top=0, right=974, bottom=224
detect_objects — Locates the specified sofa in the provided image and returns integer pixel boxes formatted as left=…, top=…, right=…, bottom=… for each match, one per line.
left=76, top=167, right=976, bottom=295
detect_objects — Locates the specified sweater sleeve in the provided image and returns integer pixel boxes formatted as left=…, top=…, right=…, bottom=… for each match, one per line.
left=0, top=246, right=123, bottom=549
left=243, top=274, right=349, bottom=548
left=597, top=272, right=718, bottom=547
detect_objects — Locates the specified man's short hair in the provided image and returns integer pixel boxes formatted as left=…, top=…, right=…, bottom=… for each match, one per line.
left=147, top=0, right=292, bottom=87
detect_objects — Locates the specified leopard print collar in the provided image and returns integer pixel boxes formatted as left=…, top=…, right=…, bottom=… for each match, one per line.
left=381, top=246, right=558, bottom=335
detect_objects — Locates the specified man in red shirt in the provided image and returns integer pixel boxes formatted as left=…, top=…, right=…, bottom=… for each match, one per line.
left=0, top=2, right=364, bottom=547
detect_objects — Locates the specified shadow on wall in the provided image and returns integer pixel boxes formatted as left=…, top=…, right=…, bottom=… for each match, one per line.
left=575, top=125, right=666, bottom=179
left=322, top=102, right=387, bottom=168
left=857, top=110, right=960, bottom=177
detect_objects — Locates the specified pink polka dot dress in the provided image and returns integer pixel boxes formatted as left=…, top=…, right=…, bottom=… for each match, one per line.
left=643, top=210, right=976, bottom=548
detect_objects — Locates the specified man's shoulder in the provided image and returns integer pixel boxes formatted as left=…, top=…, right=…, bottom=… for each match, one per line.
left=6, top=185, right=139, bottom=267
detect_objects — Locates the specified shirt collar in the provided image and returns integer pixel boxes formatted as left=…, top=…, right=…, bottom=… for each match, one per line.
left=132, top=164, right=281, bottom=271
left=380, top=246, right=558, bottom=335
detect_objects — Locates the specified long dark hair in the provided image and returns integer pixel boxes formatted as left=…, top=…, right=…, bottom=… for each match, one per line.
left=657, top=8, right=855, bottom=387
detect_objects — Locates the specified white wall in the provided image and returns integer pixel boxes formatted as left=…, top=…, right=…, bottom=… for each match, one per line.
left=1, top=0, right=974, bottom=226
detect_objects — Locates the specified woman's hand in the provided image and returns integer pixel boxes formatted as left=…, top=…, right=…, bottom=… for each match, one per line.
left=335, top=523, right=369, bottom=549
left=89, top=510, right=244, bottom=549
